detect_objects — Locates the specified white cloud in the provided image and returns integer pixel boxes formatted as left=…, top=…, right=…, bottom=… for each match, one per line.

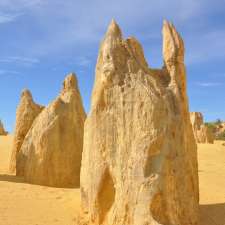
left=186, top=29, right=225, bottom=65
left=0, top=56, right=39, bottom=66
left=1, top=0, right=225, bottom=65
left=0, top=0, right=44, bottom=24
left=0, top=0, right=43, bottom=10
left=74, top=57, right=92, bottom=67
left=195, top=82, right=223, bottom=87
left=0, top=69, right=20, bottom=75
left=0, top=13, right=20, bottom=23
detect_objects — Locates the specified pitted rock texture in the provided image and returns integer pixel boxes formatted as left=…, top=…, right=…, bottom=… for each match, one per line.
left=9, top=89, right=43, bottom=173
left=190, top=112, right=214, bottom=144
left=80, top=20, right=199, bottom=225
left=17, top=73, right=86, bottom=187
left=0, top=120, right=7, bottom=135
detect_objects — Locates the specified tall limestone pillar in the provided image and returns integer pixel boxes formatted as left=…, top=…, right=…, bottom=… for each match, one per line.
left=81, top=20, right=199, bottom=225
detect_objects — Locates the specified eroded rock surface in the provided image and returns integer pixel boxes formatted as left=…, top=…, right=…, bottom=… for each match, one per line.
left=190, top=112, right=214, bottom=144
left=17, top=73, right=86, bottom=187
left=80, top=20, right=199, bottom=225
left=9, top=90, right=43, bottom=173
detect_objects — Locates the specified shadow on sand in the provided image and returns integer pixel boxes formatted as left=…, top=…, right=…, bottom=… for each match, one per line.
left=200, top=203, right=225, bottom=225
left=0, top=174, right=25, bottom=184
left=0, top=173, right=76, bottom=189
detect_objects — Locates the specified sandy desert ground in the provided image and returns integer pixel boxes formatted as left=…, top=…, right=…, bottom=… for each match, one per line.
left=0, top=135, right=81, bottom=225
left=0, top=135, right=225, bottom=225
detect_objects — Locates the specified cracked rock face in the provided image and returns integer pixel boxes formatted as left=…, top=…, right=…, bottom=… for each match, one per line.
left=190, top=112, right=214, bottom=144
left=17, top=73, right=86, bottom=187
left=9, top=89, right=43, bottom=173
left=80, top=20, right=199, bottom=225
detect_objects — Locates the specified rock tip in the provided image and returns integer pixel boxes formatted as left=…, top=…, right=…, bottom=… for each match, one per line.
left=162, top=19, right=184, bottom=64
left=163, top=19, right=170, bottom=26
left=63, top=72, right=78, bottom=90
left=21, top=89, right=32, bottom=99
left=105, top=18, right=122, bottom=39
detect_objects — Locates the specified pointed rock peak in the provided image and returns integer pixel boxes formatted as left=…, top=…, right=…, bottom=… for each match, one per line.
left=162, top=20, right=176, bottom=36
left=105, top=19, right=122, bottom=40
left=163, top=19, right=176, bottom=28
left=62, top=73, right=78, bottom=91
left=163, top=19, right=170, bottom=28
left=162, top=20, right=184, bottom=65
left=21, top=89, right=33, bottom=101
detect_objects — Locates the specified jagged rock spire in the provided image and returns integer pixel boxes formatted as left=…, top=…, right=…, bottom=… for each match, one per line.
left=9, top=89, right=43, bottom=173
left=105, top=19, right=122, bottom=40
left=163, top=20, right=184, bottom=67
left=16, top=73, right=86, bottom=187
left=81, top=20, right=199, bottom=225
left=162, top=20, right=187, bottom=102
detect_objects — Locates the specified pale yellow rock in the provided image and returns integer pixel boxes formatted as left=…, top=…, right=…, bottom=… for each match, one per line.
left=190, top=112, right=214, bottom=144
left=80, top=20, right=199, bottom=225
left=17, top=73, right=86, bottom=187
left=9, top=89, right=43, bottom=173
left=0, top=120, right=7, bottom=136
left=213, top=121, right=224, bottom=139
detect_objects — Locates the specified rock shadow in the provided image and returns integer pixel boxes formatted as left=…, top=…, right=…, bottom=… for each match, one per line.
left=200, top=203, right=225, bottom=225
left=0, top=173, right=25, bottom=183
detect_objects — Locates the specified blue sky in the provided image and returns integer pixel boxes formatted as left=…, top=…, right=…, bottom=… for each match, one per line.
left=0, top=0, right=225, bottom=132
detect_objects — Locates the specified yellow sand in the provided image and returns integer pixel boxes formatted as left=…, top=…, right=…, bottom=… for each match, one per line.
left=0, top=135, right=224, bottom=225
left=198, top=141, right=225, bottom=225
left=0, top=135, right=81, bottom=225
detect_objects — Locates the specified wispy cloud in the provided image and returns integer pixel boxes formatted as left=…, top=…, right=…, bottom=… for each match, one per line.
left=0, top=69, right=21, bottom=75
left=0, top=13, right=20, bottom=23
left=0, top=0, right=44, bottom=24
left=1, top=0, right=225, bottom=64
left=195, top=82, right=223, bottom=87
left=0, top=0, right=44, bottom=11
left=0, top=56, right=39, bottom=66
left=186, top=29, right=225, bottom=65
left=75, top=57, right=92, bottom=67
